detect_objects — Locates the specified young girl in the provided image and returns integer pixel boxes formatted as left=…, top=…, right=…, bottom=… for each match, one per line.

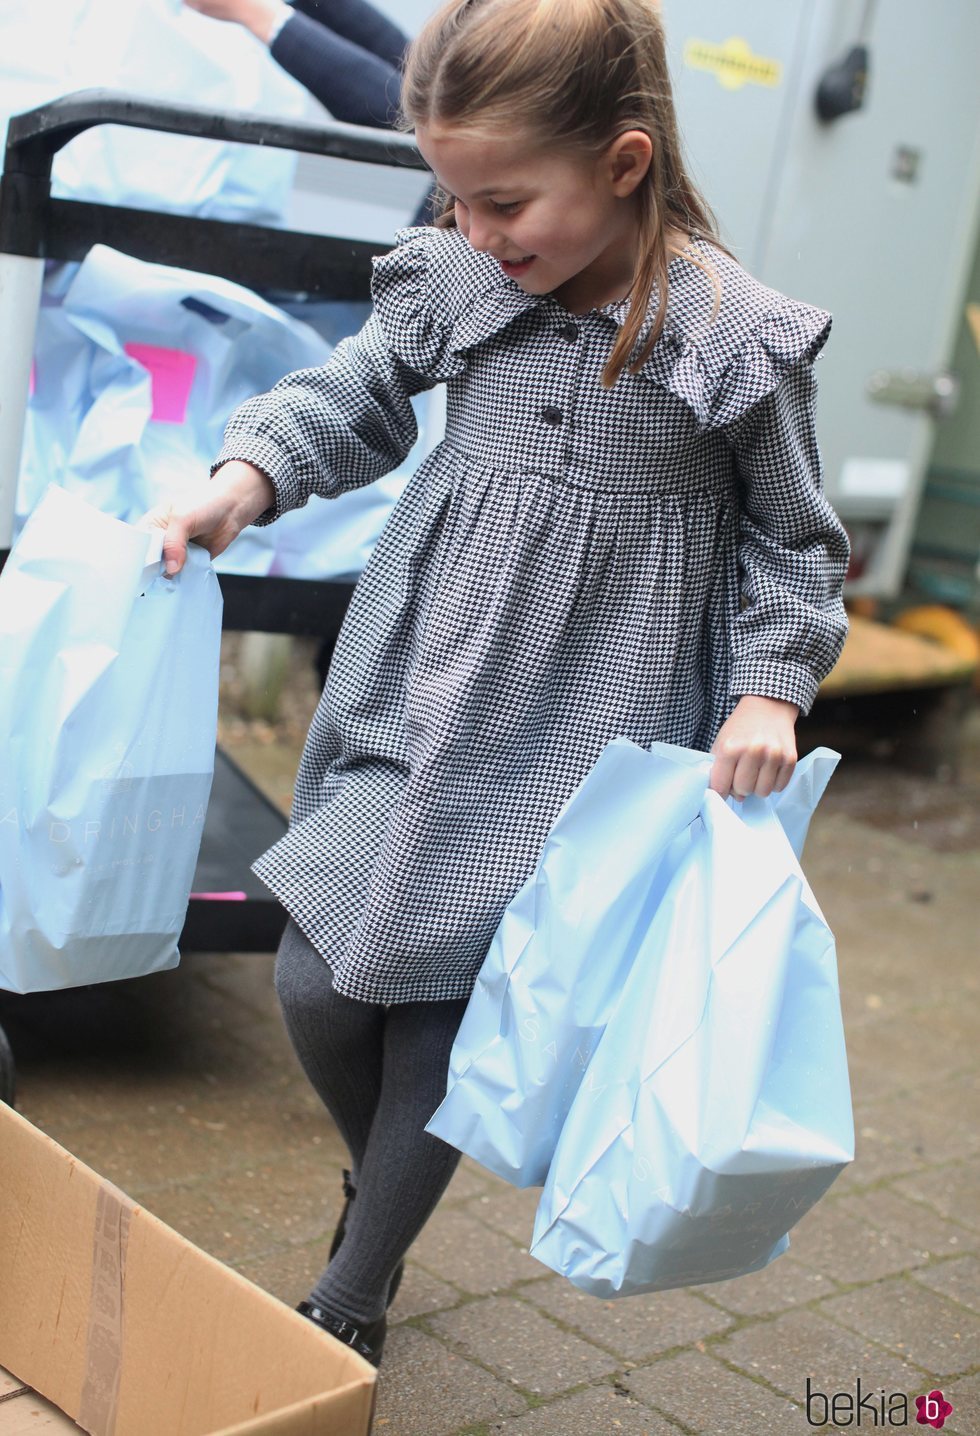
left=159, top=0, right=849, bottom=1368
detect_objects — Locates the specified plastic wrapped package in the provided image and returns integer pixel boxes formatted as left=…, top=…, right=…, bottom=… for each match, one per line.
left=429, top=740, right=853, bottom=1295
left=0, top=0, right=308, bottom=224
left=19, top=246, right=436, bottom=579
left=0, top=487, right=223, bottom=992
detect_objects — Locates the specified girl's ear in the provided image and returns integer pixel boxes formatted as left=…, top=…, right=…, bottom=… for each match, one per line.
left=606, top=130, right=653, bottom=197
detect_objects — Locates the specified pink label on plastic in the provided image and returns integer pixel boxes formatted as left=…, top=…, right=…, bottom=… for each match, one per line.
left=123, top=343, right=197, bottom=423
left=189, top=891, right=248, bottom=902
left=29, top=360, right=36, bottom=396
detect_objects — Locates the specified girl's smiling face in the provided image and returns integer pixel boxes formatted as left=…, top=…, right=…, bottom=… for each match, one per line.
left=415, top=124, right=652, bottom=314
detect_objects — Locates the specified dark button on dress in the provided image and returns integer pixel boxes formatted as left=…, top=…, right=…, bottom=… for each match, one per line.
left=215, top=226, right=849, bottom=1004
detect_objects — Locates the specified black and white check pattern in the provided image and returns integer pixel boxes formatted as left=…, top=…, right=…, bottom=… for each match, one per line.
left=216, top=226, right=849, bottom=1003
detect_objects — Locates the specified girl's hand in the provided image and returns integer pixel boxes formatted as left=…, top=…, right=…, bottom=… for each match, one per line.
left=141, top=460, right=275, bottom=576
left=709, top=695, right=799, bottom=801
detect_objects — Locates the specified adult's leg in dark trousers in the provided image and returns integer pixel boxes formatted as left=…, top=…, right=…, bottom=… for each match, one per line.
left=274, top=919, right=384, bottom=1184
left=308, top=990, right=468, bottom=1325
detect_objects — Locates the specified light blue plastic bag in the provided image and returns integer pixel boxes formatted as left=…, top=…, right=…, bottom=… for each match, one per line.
left=426, top=740, right=713, bottom=1185
left=19, top=246, right=438, bottom=581
left=0, top=486, right=222, bottom=993
left=529, top=759, right=853, bottom=1298
left=1, top=0, right=307, bottom=225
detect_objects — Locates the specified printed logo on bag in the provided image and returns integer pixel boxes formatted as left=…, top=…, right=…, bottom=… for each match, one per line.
left=1, top=774, right=207, bottom=852
left=804, top=1379, right=953, bottom=1427
left=518, top=1017, right=598, bottom=1075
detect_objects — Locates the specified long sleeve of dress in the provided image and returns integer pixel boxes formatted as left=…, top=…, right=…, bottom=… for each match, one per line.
left=270, top=8, right=402, bottom=126
left=213, top=315, right=431, bottom=522
left=724, top=363, right=850, bottom=715
left=213, top=233, right=466, bottom=519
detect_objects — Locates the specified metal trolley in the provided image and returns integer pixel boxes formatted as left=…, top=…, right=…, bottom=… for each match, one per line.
left=0, top=91, right=428, bottom=1102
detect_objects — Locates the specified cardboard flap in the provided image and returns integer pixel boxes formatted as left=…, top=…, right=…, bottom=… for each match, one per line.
left=0, top=1105, right=375, bottom=1436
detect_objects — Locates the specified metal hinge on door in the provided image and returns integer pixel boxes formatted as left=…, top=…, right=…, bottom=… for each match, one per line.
left=866, top=369, right=961, bottom=420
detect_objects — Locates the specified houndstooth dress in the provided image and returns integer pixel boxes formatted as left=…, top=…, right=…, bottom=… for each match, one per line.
left=215, top=225, right=849, bottom=1004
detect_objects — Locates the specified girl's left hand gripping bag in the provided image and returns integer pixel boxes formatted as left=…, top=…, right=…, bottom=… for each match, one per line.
left=0, top=486, right=222, bottom=993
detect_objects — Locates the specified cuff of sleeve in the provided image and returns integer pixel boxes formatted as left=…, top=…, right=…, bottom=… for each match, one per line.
left=211, top=435, right=311, bottom=526
left=265, top=2, right=293, bottom=46
left=729, top=658, right=821, bottom=717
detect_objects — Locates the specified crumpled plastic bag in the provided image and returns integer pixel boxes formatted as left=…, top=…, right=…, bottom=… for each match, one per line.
left=426, top=741, right=713, bottom=1186
left=0, top=0, right=307, bottom=224
left=0, top=485, right=222, bottom=992
left=19, top=246, right=434, bottom=579
left=428, top=738, right=852, bottom=1296
left=526, top=749, right=852, bottom=1296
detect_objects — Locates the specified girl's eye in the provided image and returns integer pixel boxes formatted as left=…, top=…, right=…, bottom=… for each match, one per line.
left=492, top=200, right=523, bottom=215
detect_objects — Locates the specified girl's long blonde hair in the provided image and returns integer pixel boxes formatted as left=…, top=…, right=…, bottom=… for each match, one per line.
left=400, top=0, right=725, bottom=388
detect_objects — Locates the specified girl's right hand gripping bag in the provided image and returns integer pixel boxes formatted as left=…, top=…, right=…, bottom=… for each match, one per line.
left=529, top=748, right=854, bottom=1297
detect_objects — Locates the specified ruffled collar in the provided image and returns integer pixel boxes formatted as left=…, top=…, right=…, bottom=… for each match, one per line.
left=442, top=228, right=714, bottom=381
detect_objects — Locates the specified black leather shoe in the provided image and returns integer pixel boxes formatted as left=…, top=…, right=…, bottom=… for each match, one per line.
left=296, top=1301, right=387, bottom=1368
left=328, top=1170, right=405, bottom=1309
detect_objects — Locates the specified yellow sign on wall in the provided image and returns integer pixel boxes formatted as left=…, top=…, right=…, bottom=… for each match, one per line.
left=683, top=36, right=783, bottom=91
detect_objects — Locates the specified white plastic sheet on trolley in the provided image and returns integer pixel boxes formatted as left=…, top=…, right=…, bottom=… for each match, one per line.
left=0, top=0, right=309, bottom=224
left=18, top=245, right=438, bottom=580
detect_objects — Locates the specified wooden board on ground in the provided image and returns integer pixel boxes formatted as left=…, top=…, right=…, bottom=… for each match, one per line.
left=819, top=615, right=977, bottom=697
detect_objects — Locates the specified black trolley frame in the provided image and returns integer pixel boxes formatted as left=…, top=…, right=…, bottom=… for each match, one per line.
left=0, top=92, right=428, bottom=1097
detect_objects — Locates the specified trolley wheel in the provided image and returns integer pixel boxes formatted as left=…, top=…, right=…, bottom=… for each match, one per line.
left=0, top=1021, right=15, bottom=1108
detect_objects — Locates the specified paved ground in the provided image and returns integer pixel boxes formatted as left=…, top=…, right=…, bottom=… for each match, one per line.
left=1, top=653, right=977, bottom=1435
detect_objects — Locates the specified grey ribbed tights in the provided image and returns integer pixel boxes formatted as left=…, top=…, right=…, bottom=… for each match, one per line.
left=274, top=920, right=467, bottom=1324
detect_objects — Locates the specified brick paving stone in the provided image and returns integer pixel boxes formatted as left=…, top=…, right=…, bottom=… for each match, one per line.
left=623, top=1349, right=804, bottom=1435
left=425, top=1295, right=618, bottom=1396
left=184, top=1157, right=340, bottom=1251
left=41, top=1114, right=234, bottom=1190
left=852, top=1078, right=980, bottom=1164
left=409, top=1207, right=541, bottom=1295
left=232, top=1239, right=333, bottom=1304
left=894, top=1161, right=980, bottom=1235
left=706, top=1254, right=836, bottom=1317
left=487, top=1384, right=682, bottom=1434
left=520, top=1278, right=733, bottom=1363
left=375, top=1325, right=527, bottom=1434
left=134, top=1180, right=259, bottom=1264
left=788, top=1197, right=931, bottom=1285
left=443, top=1160, right=496, bottom=1203
left=838, top=1188, right=974, bottom=1263
left=938, top=1369, right=980, bottom=1436
left=465, top=1184, right=543, bottom=1245
left=388, top=1262, right=463, bottom=1322
left=911, top=1255, right=980, bottom=1315
left=714, top=1307, right=930, bottom=1400
left=788, top=1182, right=971, bottom=1284
left=820, top=1276, right=980, bottom=1378
left=832, top=1127, right=925, bottom=1190
left=844, top=1015, right=969, bottom=1104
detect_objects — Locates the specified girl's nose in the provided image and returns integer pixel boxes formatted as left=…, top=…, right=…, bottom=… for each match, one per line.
left=465, top=212, right=501, bottom=255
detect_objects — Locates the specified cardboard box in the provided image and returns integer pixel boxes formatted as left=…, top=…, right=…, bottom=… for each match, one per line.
left=0, top=1103, right=376, bottom=1435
